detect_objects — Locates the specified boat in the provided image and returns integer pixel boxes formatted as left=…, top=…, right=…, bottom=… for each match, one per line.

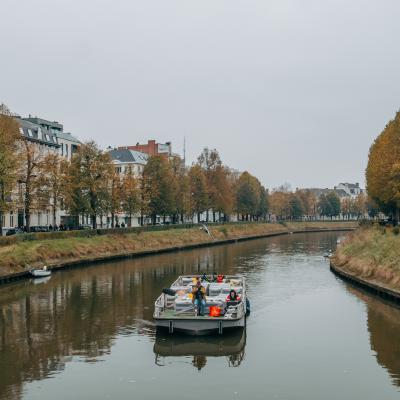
left=153, top=274, right=248, bottom=335
left=323, top=251, right=333, bottom=258
left=30, top=266, right=51, bottom=278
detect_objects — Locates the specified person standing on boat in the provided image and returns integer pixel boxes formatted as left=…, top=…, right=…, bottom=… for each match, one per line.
left=192, top=278, right=206, bottom=316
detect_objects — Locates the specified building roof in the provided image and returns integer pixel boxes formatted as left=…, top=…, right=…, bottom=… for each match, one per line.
left=23, top=117, right=63, bottom=131
left=108, top=149, right=148, bottom=165
left=55, top=131, right=81, bottom=144
left=16, top=118, right=60, bottom=147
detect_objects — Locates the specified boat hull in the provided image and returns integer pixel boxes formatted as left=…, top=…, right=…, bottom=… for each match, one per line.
left=30, top=270, right=51, bottom=278
left=154, top=316, right=245, bottom=335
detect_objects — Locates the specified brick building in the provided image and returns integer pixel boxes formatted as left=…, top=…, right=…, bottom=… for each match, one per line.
left=118, top=140, right=172, bottom=158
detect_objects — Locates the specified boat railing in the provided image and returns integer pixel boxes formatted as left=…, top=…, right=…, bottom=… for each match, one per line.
left=224, top=301, right=245, bottom=319
left=154, top=294, right=165, bottom=317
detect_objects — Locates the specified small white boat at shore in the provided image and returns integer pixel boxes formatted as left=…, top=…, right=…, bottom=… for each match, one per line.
left=323, top=251, right=333, bottom=258
left=154, top=274, right=249, bottom=335
left=30, top=266, right=51, bottom=278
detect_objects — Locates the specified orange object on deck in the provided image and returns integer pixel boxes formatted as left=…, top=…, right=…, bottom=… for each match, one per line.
left=209, top=306, right=221, bottom=317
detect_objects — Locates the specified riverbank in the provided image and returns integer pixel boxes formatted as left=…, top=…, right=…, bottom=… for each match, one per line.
left=331, top=226, right=400, bottom=302
left=0, top=221, right=357, bottom=283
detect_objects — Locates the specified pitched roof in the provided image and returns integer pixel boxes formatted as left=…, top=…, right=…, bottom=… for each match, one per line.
left=16, top=118, right=60, bottom=147
left=108, top=149, right=148, bottom=165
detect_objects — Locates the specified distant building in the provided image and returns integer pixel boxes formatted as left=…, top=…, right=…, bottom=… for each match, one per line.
left=23, top=116, right=81, bottom=161
left=334, top=182, right=363, bottom=198
left=118, top=139, right=173, bottom=158
left=1, top=114, right=82, bottom=233
left=108, top=148, right=148, bottom=176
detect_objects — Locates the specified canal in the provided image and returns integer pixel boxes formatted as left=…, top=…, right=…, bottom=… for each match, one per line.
left=0, top=231, right=399, bottom=399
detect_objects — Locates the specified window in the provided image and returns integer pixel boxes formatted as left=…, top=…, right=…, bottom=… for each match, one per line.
left=45, top=134, right=50, bottom=142
left=38, top=128, right=43, bottom=140
left=27, top=129, right=33, bottom=137
left=19, top=127, right=24, bottom=135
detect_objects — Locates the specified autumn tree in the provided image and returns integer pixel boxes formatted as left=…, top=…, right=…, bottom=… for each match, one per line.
left=169, top=156, right=189, bottom=223
left=65, top=141, right=113, bottom=229
left=142, top=155, right=174, bottom=224
left=35, top=153, right=69, bottom=226
left=197, top=148, right=222, bottom=221
left=366, top=111, right=400, bottom=220
left=18, top=138, right=44, bottom=231
left=213, top=165, right=234, bottom=221
left=0, top=111, right=20, bottom=235
left=188, top=164, right=208, bottom=222
left=341, top=197, right=352, bottom=220
left=121, top=166, right=139, bottom=227
left=353, top=193, right=367, bottom=219
left=108, top=171, right=123, bottom=227
left=296, top=189, right=317, bottom=219
left=269, top=187, right=291, bottom=219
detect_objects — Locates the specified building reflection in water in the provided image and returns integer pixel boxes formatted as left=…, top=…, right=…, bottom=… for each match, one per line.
left=154, top=329, right=246, bottom=370
left=345, top=285, right=400, bottom=388
left=0, top=243, right=254, bottom=400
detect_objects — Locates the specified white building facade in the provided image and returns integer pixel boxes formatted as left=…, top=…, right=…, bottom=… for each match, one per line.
left=1, top=116, right=81, bottom=234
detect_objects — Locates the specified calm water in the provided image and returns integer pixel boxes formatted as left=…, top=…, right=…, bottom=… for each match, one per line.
left=1, top=232, right=399, bottom=399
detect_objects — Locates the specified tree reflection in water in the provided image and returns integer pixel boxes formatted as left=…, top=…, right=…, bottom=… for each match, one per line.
left=0, top=244, right=250, bottom=400
left=345, top=285, right=400, bottom=388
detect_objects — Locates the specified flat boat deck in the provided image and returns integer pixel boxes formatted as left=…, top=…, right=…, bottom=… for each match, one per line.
left=154, top=274, right=247, bottom=335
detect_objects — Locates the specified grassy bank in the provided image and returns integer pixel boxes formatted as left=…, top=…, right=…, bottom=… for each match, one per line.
left=333, top=226, right=400, bottom=292
left=0, top=221, right=357, bottom=279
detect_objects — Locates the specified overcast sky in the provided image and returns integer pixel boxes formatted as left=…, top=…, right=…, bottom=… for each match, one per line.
left=2, top=0, right=399, bottom=189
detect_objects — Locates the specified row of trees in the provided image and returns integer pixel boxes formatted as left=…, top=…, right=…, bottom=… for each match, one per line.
left=0, top=108, right=270, bottom=231
left=50, top=144, right=270, bottom=228
left=366, top=111, right=400, bottom=220
left=0, top=104, right=374, bottom=234
left=268, top=186, right=368, bottom=220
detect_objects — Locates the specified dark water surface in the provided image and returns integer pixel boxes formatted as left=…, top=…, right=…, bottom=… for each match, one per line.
left=1, top=232, right=399, bottom=399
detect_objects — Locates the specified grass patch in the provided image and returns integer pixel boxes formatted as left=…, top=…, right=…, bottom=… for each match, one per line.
left=333, top=226, right=400, bottom=291
left=0, top=221, right=356, bottom=278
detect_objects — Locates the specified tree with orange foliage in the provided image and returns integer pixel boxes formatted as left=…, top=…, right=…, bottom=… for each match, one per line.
left=0, top=110, right=20, bottom=235
left=366, top=111, right=400, bottom=220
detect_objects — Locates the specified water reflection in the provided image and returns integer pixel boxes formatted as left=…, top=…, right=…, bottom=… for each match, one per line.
left=1, top=232, right=399, bottom=400
left=345, top=285, right=400, bottom=387
left=154, top=329, right=246, bottom=370
left=0, top=245, right=255, bottom=400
